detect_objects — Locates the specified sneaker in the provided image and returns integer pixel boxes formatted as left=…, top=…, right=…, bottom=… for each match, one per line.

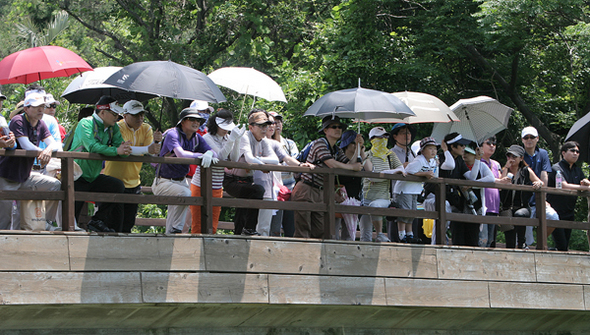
left=241, top=228, right=260, bottom=236
left=408, top=236, right=422, bottom=244
left=399, top=236, right=409, bottom=243
left=87, top=219, right=115, bottom=233
left=169, top=228, right=182, bottom=234
left=376, top=232, right=390, bottom=242
left=46, top=221, right=59, bottom=231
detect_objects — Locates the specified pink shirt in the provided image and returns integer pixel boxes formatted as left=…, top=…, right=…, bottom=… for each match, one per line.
left=481, top=158, right=501, bottom=213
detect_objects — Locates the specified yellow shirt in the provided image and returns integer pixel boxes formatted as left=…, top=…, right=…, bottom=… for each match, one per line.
left=104, top=120, right=154, bottom=188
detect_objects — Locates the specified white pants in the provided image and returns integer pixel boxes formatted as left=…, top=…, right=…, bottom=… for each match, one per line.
left=152, top=177, right=190, bottom=234
left=0, top=174, right=61, bottom=230
left=257, top=199, right=275, bottom=236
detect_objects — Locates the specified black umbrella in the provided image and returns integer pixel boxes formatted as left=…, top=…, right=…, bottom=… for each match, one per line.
left=565, top=111, right=590, bottom=162
left=61, top=66, right=157, bottom=104
left=103, top=60, right=226, bottom=103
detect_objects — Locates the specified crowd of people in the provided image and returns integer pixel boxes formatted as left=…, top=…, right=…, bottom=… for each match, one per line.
left=1, top=85, right=589, bottom=251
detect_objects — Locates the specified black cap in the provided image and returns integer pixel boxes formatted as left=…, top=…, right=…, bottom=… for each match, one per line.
left=177, top=108, right=206, bottom=126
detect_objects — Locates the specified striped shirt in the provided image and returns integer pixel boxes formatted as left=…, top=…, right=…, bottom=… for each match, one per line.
left=191, top=133, right=230, bottom=189
left=363, top=152, right=402, bottom=202
left=300, top=137, right=348, bottom=188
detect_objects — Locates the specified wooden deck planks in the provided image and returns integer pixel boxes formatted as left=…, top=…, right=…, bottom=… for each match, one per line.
left=68, top=235, right=204, bottom=271
left=0, top=235, right=69, bottom=271
left=0, top=272, right=142, bottom=304
left=436, top=248, right=536, bottom=282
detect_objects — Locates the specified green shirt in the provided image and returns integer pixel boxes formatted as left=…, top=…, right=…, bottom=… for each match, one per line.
left=70, top=113, right=125, bottom=182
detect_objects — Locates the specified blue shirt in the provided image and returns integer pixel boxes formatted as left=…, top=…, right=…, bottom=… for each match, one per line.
left=523, top=146, right=551, bottom=206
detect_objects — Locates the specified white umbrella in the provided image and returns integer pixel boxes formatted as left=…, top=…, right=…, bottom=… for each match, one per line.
left=62, top=66, right=158, bottom=104
left=431, top=96, right=513, bottom=144
left=208, top=67, right=287, bottom=101
left=208, top=67, right=287, bottom=120
left=340, top=197, right=361, bottom=240
left=361, top=91, right=459, bottom=124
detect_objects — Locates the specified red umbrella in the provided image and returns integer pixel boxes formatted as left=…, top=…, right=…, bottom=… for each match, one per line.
left=0, top=45, right=92, bottom=85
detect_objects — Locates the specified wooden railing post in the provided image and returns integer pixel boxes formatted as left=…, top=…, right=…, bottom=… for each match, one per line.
left=200, top=166, right=213, bottom=234
left=435, top=181, right=447, bottom=245
left=61, top=157, right=76, bottom=231
left=323, top=171, right=335, bottom=239
left=535, top=190, right=548, bottom=250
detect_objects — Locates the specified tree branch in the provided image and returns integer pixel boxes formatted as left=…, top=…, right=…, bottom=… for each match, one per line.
left=465, top=44, right=561, bottom=156
left=61, top=7, right=137, bottom=61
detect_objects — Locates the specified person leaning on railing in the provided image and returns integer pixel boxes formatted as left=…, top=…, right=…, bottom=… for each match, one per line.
left=361, top=126, right=404, bottom=243
left=291, top=115, right=362, bottom=239
left=0, top=92, right=62, bottom=231
left=190, top=108, right=245, bottom=235
left=103, top=100, right=162, bottom=233
left=153, top=108, right=218, bottom=235
left=500, top=144, right=544, bottom=249
left=69, top=96, right=131, bottom=233
left=547, top=141, right=590, bottom=251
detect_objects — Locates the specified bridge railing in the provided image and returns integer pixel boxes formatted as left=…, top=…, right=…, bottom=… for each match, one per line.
left=1, top=149, right=589, bottom=249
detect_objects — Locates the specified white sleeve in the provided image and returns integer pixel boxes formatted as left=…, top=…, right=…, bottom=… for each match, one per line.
left=130, top=145, right=150, bottom=155
left=440, top=151, right=455, bottom=170
left=241, top=135, right=263, bottom=164
left=473, top=161, right=495, bottom=183
left=17, top=136, right=41, bottom=150
left=43, top=136, right=62, bottom=152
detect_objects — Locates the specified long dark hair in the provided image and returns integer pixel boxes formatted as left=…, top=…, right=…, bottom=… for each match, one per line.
left=207, top=108, right=234, bottom=136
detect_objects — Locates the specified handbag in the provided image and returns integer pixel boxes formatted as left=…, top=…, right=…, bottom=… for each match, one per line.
left=498, top=188, right=516, bottom=232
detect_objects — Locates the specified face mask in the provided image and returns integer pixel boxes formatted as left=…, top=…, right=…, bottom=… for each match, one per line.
left=371, top=137, right=390, bottom=159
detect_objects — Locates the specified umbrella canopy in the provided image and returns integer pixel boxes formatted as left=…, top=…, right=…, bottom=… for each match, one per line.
left=0, top=45, right=92, bottom=85
left=103, top=60, right=226, bottom=103
left=431, top=96, right=513, bottom=144
left=61, top=66, right=158, bottom=104
left=207, top=67, right=287, bottom=102
left=361, top=91, right=459, bottom=124
left=304, top=87, right=415, bottom=120
left=565, top=111, right=590, bottom=162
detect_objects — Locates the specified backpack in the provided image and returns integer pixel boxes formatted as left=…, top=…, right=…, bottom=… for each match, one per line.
left=64, top=118, right=113, bottom=152
left=294, top=137, right=329, bottom=181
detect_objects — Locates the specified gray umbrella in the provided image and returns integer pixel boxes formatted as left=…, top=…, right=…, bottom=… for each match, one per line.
left=103, top=60, right=226, bottom=103
left=303, top=87, right=415, bottom=120
left=62, top=66, right=157, bottom=104
left=565, top=111, right=590, bottom=163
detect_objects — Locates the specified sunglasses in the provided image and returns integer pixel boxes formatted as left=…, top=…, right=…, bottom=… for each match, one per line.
left=186, top=117, right=202, bottom=122
left=523, top=136, right=537, bottom=140
left=569, top=149, right=580, bottom=153
left=328, top=125, right=343, bottom=129
left=485, top=141, right=496, bottom=146
left=506, top=153, right=518, bottom=159
left=47, top=104, right=58, bottom=109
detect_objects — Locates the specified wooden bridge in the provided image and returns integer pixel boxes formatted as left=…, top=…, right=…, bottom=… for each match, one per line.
left=1, top=150, right=590, bottom=334
left=1, top=232, right=589, bottom=334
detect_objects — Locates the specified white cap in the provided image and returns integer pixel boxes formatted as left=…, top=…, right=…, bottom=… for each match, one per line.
left=25, top=89, right=45, bottom=100
left=521, top=126, right=538, bottom=138
left=24, top=92, right=47, bottom=107
left=44, top=94, right=60, bottom=105
left=123, top=100, right=146, bottom=114
left=369, top=126, right=388, bottom=139
left=190, top=100, right=214, bottom=112
left=215, top=117, right=236, bottom=131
